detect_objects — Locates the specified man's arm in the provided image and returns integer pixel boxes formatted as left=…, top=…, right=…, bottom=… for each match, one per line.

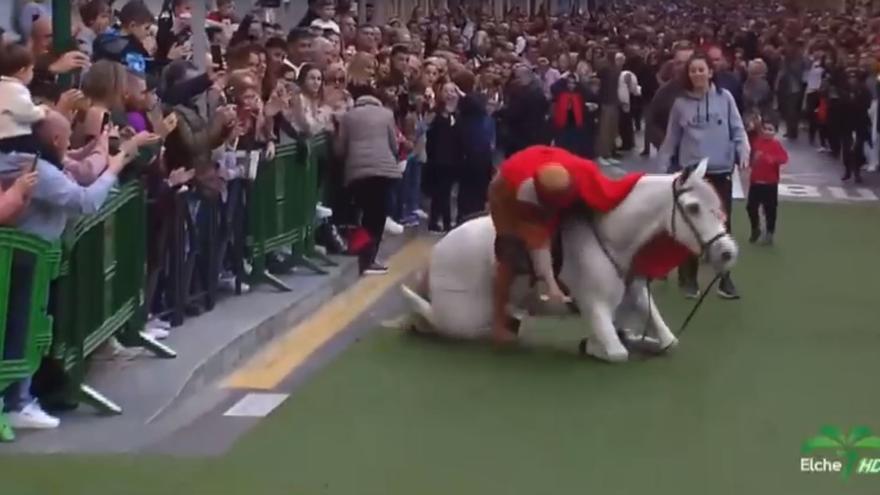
left=727, top=93, right=750, bottom=164
left=33, top=161, right=117, bottom=216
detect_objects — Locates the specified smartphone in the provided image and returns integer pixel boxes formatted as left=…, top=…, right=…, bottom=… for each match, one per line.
left=28, top=151, right=40, bottom=172
left=101, top=112, right=111, bottom=132
left=211, top=45, right=225, bottom=70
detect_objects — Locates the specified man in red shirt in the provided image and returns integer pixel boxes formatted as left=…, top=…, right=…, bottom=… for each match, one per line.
left=747, top=120, right=789, bottom=245
left=486, top=146, right=642, bottom=343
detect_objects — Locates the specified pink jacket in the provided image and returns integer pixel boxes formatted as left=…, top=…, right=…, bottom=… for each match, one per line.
left=63, top=140, right=108, bottom=186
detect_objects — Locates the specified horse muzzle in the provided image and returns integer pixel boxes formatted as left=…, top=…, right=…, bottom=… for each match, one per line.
left=704, top=234, right=738, bottom=273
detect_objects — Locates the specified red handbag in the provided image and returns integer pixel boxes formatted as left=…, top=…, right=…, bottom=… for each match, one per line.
left=346, top=227, right=373, bottom=255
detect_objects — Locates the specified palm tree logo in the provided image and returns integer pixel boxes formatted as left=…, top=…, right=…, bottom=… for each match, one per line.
left=802, top=425, right=880, bottom=479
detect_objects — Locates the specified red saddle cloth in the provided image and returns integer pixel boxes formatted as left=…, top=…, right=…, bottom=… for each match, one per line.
left=502, top=146, right=696, bottom=279
left=631, top=233, right=696, bottom=279
left=500, top=145, right=644, bottom=212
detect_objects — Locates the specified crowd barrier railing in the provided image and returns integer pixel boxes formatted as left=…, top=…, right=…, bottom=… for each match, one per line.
left=49, top=181, right=176, bottom=416
left=246, top=132, right=335, bottom=291
left=0, top=133, right=333, bottom=440
left=0, top=229, right=60, bottom=441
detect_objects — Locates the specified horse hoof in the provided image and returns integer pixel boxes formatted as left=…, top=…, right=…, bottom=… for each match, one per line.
left=506, top=315, right=522, bottom=335
left=578, top=338, right=588, bottom=355
left=661, top=337, right=680, bottom=352
left=584, top=338, right=629, bottom=363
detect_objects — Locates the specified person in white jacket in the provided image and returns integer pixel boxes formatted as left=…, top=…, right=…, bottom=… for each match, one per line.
left=0, top=42, right=47, bottom=154
left=617, top=54, right=642, bottom=152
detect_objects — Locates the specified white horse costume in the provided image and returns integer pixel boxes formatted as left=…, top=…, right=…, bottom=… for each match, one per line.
left=401, top=159, right=739, bottom=362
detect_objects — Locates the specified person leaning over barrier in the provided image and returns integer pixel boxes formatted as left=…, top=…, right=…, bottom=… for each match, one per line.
left=0, top=109, right=135, bottom=431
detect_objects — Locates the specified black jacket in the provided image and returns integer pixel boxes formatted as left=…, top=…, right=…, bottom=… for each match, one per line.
left=502, top=82, right=549, bottom=154
left=426, top=111, right=465, bottom=168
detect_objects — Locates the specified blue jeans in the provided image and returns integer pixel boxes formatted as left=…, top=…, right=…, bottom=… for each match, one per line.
left=2, top=254, right=36, bottom=412
left=393, top=158, right=422, bottom=221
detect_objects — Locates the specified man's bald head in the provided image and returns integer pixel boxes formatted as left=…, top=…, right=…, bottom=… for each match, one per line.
left=312, top=36, right=334, bottom=69
left=30, top=17, right=53, bottom=56
left=35, top=110, right=72, bottom=160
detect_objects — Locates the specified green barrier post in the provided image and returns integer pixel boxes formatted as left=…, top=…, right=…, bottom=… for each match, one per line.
left=0, top=230, right=61, bottom=441
left=50, top=182, right=175, bottom=415
left=246, top=135, right=336, bottom=290
left=295, top=133, right=336, bottom=269
left=246, top=143, right=303, bottom=291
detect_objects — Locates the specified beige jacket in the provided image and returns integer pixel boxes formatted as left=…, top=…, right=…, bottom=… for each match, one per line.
left=334, top=95, right=400, bottom=186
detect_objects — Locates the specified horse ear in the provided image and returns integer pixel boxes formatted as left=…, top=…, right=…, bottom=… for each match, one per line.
left=679, top=158, right=708, bottom=187
left=691, top=158, right=709, bottom=182
left=677, top=163, right=694, bottom=186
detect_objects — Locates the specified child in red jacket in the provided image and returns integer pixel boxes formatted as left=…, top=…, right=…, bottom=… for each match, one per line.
left=747, top=119, right=788, bottom=245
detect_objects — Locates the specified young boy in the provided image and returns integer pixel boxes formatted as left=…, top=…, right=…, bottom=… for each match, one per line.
left=747, top=119, right=788, bottom=245
left=77, top=0, right=113, bottom=59
left=93, top=0, right=155, bottom=75
left=308, top=0, right=340, bottom=35
left=0, top=43, right=47, bottom=155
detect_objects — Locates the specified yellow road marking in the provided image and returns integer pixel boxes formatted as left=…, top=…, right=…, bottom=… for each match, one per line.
left=224, top=238, right=432, bottom=390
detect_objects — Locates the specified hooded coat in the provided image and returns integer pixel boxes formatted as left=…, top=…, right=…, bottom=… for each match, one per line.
left=657, top=85, right=750, bottom=175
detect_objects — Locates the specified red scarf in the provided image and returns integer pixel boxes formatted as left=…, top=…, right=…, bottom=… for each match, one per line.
left=553, top=91, right=584, bottom=129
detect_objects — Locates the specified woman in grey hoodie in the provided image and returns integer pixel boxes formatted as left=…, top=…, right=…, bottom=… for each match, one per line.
left=657, top=53, right=750, bottom=301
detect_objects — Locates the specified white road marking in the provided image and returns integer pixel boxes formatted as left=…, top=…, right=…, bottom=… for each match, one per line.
left=776, top=183, right=880, bottom=202
left=223, top=393, right=289, bottom=418
left=779, top=184, right=822, bottom=199
left=827, top=186, right=879, bottom=201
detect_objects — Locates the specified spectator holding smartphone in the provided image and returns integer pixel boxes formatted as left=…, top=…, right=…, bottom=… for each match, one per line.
left=0, top=109, right=132, bottom=431
left=0, top=166, right=38, bottom=225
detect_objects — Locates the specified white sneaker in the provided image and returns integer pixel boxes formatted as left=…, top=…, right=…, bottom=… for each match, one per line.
left=145, top=326, right=169, bottom=340
left=362, top=262, right=389, bottom=275
left=93, top=337, right=145, bottom=361
left=414, top=209, right=428, bottom=220
left=7, top=401, right=60, bottom=430
left=315, top=204, right=333, bottom=220
left=219, top=276, right=251, bottom=294
left=147, top=316, right=170, bottom=330
left=867, top=164, right=879, bottom=172
left=385, top=217, right=404, bottom=235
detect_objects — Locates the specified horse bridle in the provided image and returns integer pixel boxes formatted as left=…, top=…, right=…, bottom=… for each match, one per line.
left=581, top=172, right=731, bottom=357
left=589, top=175, right=730, bottom=279
left=670, top=179, right=729, bottom=260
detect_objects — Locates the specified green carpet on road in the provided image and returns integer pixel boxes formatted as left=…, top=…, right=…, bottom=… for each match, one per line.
left=2, top=202, right=880, bottom=495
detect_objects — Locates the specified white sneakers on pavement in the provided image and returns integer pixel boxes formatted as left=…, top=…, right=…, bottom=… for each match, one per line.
left=315, top=203, right=333, bottom=220
left=385, top=217, right=404, bottom=235
left=6, top=400, right=60, bottom=430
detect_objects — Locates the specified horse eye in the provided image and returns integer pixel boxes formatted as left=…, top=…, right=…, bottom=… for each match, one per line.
left=686, top=203, right=700, bottom=215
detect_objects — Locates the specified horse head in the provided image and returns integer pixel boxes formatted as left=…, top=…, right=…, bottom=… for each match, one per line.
left=669, top=158, right=739, bottom=274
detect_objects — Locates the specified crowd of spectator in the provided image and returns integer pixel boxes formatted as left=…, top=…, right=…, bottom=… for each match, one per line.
left=1, top=0, right=879, bottom=432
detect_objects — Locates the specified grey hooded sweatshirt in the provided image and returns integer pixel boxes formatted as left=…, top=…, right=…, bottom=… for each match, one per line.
left=657, top=85, right=750, bottom=175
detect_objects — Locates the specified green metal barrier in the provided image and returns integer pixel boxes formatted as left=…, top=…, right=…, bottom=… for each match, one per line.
left=246, top=134, right=336, bottom=291
left=0, top=230, right=61, bottom=441
left=50, top=182, right=175, bottom=415
left=297, top=133, right=336, bottom=268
